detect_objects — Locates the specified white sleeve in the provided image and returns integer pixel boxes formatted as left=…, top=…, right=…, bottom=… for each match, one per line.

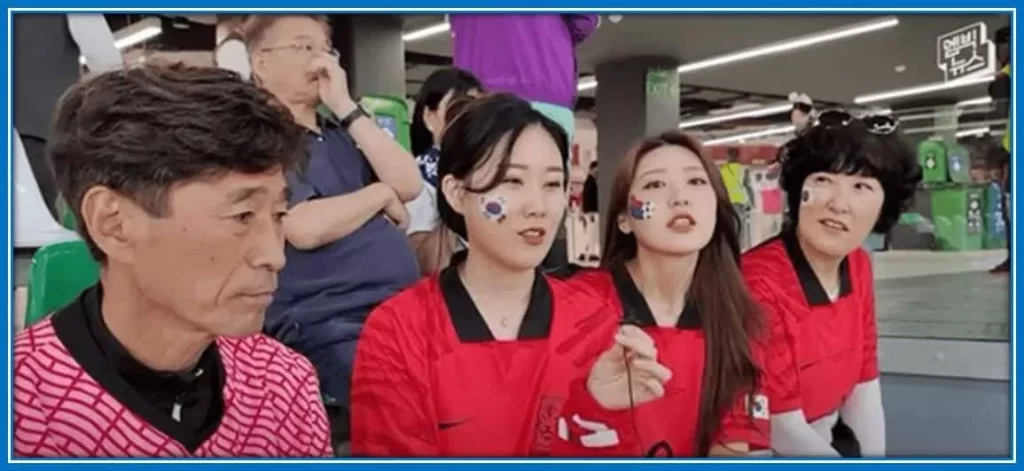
left=405, top=184, right=439, bottom=236
left=839, top=378, right=886, bottom=456
left=772, top=410, right=842, bottom=457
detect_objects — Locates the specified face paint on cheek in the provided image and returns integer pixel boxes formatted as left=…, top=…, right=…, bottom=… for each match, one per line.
left=801, top=188, right=814, bottom=206
left=628, top=196, right=655, bottom=221
left=479, top=194, right=508, bottom=224
left=801, top=185, right=836, bottom=208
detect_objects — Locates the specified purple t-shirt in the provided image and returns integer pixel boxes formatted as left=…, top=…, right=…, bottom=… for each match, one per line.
left=450, top=14, right=599, bottom=109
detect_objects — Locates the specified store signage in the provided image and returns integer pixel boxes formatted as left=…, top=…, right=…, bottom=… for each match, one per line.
left=937, top=22, right=996, bottom=82
left=645, top=68, right=677, bottom=98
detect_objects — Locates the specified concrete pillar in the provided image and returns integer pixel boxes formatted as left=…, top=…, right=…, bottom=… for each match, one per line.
left=331, top=15, right=405, bottom=98
left=594, top=57, right=680, bottom=233
left=13, top=15, right=84, bottom=220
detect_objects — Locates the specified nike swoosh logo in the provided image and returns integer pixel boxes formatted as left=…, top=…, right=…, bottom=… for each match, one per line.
left=438, top=419, right=471, bottom=431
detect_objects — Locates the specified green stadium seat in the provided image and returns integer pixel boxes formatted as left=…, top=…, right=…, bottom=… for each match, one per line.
left=55, top=194, right=77, bottom=231
left=360, top=95, right=412, bottom=152
left=24, top=240, right=100, bottom=328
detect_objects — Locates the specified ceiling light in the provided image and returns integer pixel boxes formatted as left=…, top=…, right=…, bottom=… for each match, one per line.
left=402, top=22, right=450, bottom=42
left=956, top=96, right=993, bottom=107
left=703, top=125, right=796, bottom=146
left=577, top=16, right=898, bottom=93
left=679, top=102, right=792, bottom=129
left=902, top=118, right=1007, bottom=135
left=956, top=126, right=991, bottom=138
left=853, top=75, right=996, bottom=104
left=577, top=77, right=597, bottom=92
left=112, top=17, right=163, bottom=50
left=676, top=16, right=898, bottom=75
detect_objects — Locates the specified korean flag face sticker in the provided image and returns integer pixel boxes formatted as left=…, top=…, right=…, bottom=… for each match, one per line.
left=628, top=196, right=655, bottom=221
left=746, top=394, right=770, bottom=420
left=801, top=188, right=813, bottom=205
left=479, top=194, right=509, bottom=223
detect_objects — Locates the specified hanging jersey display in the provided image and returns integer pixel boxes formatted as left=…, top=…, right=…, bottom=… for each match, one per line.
left=745, top=164, right=785, bottom=248
left=945, top=143, right=972, bottom=184
left=918, top=140, right=948, bottom=184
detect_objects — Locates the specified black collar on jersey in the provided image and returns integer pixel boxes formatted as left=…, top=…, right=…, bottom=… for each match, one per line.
left=51, top=284, right=225, bottom=452
left=609, top=262, right=701, bottom=330
left=780, top=230, right=852, bottom=306
left=439, top=257, right=554, bottom=343
left=304, top=112, right=343, bottom=137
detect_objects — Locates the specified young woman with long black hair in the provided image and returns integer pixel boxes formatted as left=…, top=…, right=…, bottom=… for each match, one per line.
left=743, top=111, right=920, bottom=457
left=551, top=131, right=770, bottom=457
left=349, top=93, right=626, bottom=457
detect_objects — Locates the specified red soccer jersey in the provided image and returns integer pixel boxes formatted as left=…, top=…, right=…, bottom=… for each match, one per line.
left=350, top=265, right=615, bottom=457
left=552, top=266, right=771, bottom=457
left=741, top=232, right=879, bottom=423
left=14, top=288, right=332, bottom=458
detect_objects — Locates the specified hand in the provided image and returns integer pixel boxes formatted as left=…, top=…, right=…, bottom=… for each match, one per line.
left=586, top=325, right=672, bottom=410
left=308, top=54, right=356, bottom=116
left=383, top=190, right=410, bottom=232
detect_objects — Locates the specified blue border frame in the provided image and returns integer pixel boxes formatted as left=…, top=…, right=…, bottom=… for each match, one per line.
left=2, top=6, right=1018, bottom=467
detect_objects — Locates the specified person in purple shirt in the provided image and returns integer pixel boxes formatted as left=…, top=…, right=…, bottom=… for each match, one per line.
left=449, top=14, right=599, bottom=145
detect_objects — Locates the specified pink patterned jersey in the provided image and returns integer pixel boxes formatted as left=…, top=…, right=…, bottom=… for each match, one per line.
left=14, top=320, right=332, bottom=457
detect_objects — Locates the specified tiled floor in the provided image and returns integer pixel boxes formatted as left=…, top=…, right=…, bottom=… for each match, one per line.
left=872, top=250, right=1011, bottom=341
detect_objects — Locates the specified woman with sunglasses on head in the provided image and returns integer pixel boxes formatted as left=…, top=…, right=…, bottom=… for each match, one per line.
left=550, top=131, right=770, bottom=457
left=742, top=111, right=920, bottom=457
left=405, top=67, right=484, bottom=275
left=349, top=93, right=618, bottom=457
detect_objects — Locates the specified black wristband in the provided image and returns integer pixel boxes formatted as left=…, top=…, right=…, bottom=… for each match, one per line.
left=340, top=105, right=369, bottom=130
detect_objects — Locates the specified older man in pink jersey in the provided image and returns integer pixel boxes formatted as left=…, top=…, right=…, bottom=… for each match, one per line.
left=13, top=64, right=331, bottom=457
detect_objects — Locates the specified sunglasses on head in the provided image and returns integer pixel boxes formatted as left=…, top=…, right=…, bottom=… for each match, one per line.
left=813, top=109, right=899, bottom=135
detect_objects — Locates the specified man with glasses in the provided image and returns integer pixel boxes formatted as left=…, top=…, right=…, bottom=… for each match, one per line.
left=240, top=15, right=422, bottom=450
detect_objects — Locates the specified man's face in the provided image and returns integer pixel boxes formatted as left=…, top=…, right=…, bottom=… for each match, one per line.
left=129, top=170, right=289, bottom=338
left=251, top=16, right=334, bottom=106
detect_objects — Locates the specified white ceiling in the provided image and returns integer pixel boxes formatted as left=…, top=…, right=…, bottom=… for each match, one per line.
left=403, top=13, right=1009, bottom=108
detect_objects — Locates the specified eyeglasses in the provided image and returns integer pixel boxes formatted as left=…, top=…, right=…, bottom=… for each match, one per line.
left=261, top=43, right=339, bottom=58
left=812, top=109, right=899, bottom=135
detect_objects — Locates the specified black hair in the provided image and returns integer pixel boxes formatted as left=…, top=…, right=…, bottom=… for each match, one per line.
left=996, top=25, right=1010, bottom=45
left=792, top=102, right=813, bottom=115
left=48, top=63, right=307, bottom=262
left=777, top=120, right=922, bottom=234
left=436, top=93, right=568, bottom=241
left=411, top=67, right=484, bottom=157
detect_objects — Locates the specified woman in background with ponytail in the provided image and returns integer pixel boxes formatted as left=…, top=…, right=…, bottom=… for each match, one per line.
left=405, top=67, right=483, bottom=275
